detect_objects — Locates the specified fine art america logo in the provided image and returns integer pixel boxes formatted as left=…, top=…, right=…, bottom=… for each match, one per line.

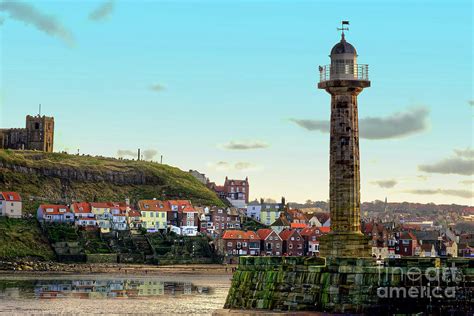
left=377, top=262, right=464, bottom=299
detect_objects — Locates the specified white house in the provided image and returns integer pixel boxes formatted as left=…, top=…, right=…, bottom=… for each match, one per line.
left=246, top=200, right=261, bottom=221
left=0, top=192, right=22, bottom=218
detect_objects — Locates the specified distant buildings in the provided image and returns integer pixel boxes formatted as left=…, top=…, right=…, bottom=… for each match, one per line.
left=0, top=192, right=22, bottom=218
left=260, top=199, right=285, bottom=226
left=0, top=114, right=54, bottom=152
left=207, top=177, right=250, bottom=208
left=188, top=170, right=208, bottom=185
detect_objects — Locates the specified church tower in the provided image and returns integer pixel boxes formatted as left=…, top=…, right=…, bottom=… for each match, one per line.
left=318, top=23, right=371, bottom=257
left=26, top=115, right=54, bottom=152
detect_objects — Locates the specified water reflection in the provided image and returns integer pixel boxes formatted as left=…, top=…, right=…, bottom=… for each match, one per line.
left=0, top=279, right=211, bottom=300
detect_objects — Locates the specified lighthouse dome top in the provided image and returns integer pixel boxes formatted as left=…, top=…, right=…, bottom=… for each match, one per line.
left=330, top=34, right=357, bottom=56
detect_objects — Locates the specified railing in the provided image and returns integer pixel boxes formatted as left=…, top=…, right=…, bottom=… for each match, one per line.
left=319, top=64, right=369, bottom=82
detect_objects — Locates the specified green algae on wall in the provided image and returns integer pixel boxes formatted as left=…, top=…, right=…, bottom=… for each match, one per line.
left=224, top=256, right=474, bottom=314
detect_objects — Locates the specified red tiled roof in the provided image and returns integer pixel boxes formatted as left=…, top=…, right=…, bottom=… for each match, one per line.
left=128, top=210, right=141, bottom=217
left=0, top=192, right=22, bottom=202
left=39, top=204, right=71, bottom=215
left=279, top=229, right=300, bottom=241
left=257, top=228, right=273, bottom=240
left=138, top=200, right=171, bottom=212
left=71, top=202, right=91, bottom=214
left=300, top=226, right=319, bottom=237
left=290, top=223, right=308, bottom=229
left=168, top=200, right=195, bottom=212
left=90, top=202, right=110, bottom=209
left=318, top=227, right=330, bottom=234
left=222, top=230, right=258, bottom=240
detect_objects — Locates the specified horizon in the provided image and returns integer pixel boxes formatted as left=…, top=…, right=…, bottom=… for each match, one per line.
left=1, top=0, right=473, bottom=205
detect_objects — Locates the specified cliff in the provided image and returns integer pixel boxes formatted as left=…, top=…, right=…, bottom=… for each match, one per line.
left=0, top=149, right=224, bottom=212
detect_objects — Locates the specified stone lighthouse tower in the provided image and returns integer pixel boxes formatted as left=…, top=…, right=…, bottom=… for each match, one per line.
left=318, top=24, right=371, bottom=257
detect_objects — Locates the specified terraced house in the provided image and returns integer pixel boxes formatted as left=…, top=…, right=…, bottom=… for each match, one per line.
left=221, top=230, right=260, bottom=263
left=90, top=202, right=112, bottom=233
left=260, top=199, right=285, bottom=226
left=37, top=204, right=74, bottom=224
left=138, top=200, right=168, bottom=232
left=0, top=191, right=22, bottom=218
left=70, top=202, right=96, bottom=229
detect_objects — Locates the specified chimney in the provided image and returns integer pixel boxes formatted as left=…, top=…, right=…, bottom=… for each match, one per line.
left=281, top=196, right=286, bottom=206
left=260, top=198, right=264, bottom=204
left=138, top=148, right=141, bottom=161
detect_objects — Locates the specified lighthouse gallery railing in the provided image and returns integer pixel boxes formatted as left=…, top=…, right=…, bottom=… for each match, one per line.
left=319, top=64, right=369, bottom=82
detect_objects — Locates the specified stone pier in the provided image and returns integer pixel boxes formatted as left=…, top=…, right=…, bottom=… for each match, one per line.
left=224, top=256, right=474, bottom=314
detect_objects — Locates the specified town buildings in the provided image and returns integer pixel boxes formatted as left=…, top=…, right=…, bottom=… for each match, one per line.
left=0, top=114, right=54, bottom=152
left=257, top=229, right=282, bottom=256
left=37, top=204, right=74, bottom=223
left=0, top=192, right=22, bottom=218
left=260, top=199, right=285, bottom=226
left=279, top=229, right=304, bottom=256
left=208, top=177, right=250, bottom=208
left=138, top=200, right=169, bottom=232
left=221, top=230, right=260, bottom=263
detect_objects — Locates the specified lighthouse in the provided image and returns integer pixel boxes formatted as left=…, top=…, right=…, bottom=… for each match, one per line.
left=318, top=22, right=371, bottom=257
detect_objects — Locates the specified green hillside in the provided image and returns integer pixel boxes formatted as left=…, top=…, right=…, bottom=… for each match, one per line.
left=0, top=218, right=54, bottom=260
left=0, top=149, right=224, bottom=213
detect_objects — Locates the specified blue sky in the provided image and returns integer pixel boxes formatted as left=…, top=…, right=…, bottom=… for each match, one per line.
left=0, top=0, right=472, bottom=204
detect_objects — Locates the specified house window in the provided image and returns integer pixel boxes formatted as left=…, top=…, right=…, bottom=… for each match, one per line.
left=289, top=244, right=293, bottom=249
left=291, top=237, right=295, bottom=241
left=276, top=243, right=280, bottom=248
left=242, top=242, right=247, bottom=247
left=227, top=242, right=232, bottom=247
left=237, top=242, right=242, bottom=249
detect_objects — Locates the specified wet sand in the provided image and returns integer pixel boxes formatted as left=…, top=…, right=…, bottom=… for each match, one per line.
left=0, top=263, right=238, bottom=276
left=0, top=272, right=233, bottom=315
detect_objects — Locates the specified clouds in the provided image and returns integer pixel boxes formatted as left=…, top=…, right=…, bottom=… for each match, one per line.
left=418, top=148, right=474, bottom=176
left=117, top=149, right=159, bottom=161
left=371, top=179, right=398, bottom=189
left=222, top=140, right=269, bottom=150
left=0, top=0, right=74, bottom=46
left=289, top=119, right=329, bottom=133
left=117, top=149, right=136, bottom=158
left=209, top=161, right=257, bottom=172
left=454, top=148, right=474, bottom=159
left=142, top=149, right=158, bottom=161
left=89, top=0, right=115, bottom=21
left=149, top=84, right=166, bottom=92
left=405, top=189, right=473, bottom=199
left=290, top=107, right=430, bottom=140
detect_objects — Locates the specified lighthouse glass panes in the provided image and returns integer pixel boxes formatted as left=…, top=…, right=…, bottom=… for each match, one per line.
left=330, top=59, right=356, bottom=80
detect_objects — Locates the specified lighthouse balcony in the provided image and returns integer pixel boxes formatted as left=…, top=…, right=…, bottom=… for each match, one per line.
left=319, top=64, right=369, bottom=82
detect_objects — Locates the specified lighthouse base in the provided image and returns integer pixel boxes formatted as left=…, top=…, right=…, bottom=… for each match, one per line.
left=319, top=232, right=371, bottom=258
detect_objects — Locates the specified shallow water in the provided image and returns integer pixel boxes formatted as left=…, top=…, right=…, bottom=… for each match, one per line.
left=0, top=273, right=232, bottom=315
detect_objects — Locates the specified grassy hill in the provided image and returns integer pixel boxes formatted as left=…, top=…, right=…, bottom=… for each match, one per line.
left=0, top=218, right=54, bottom=260
left=0, top=149, right=224, bottom=213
